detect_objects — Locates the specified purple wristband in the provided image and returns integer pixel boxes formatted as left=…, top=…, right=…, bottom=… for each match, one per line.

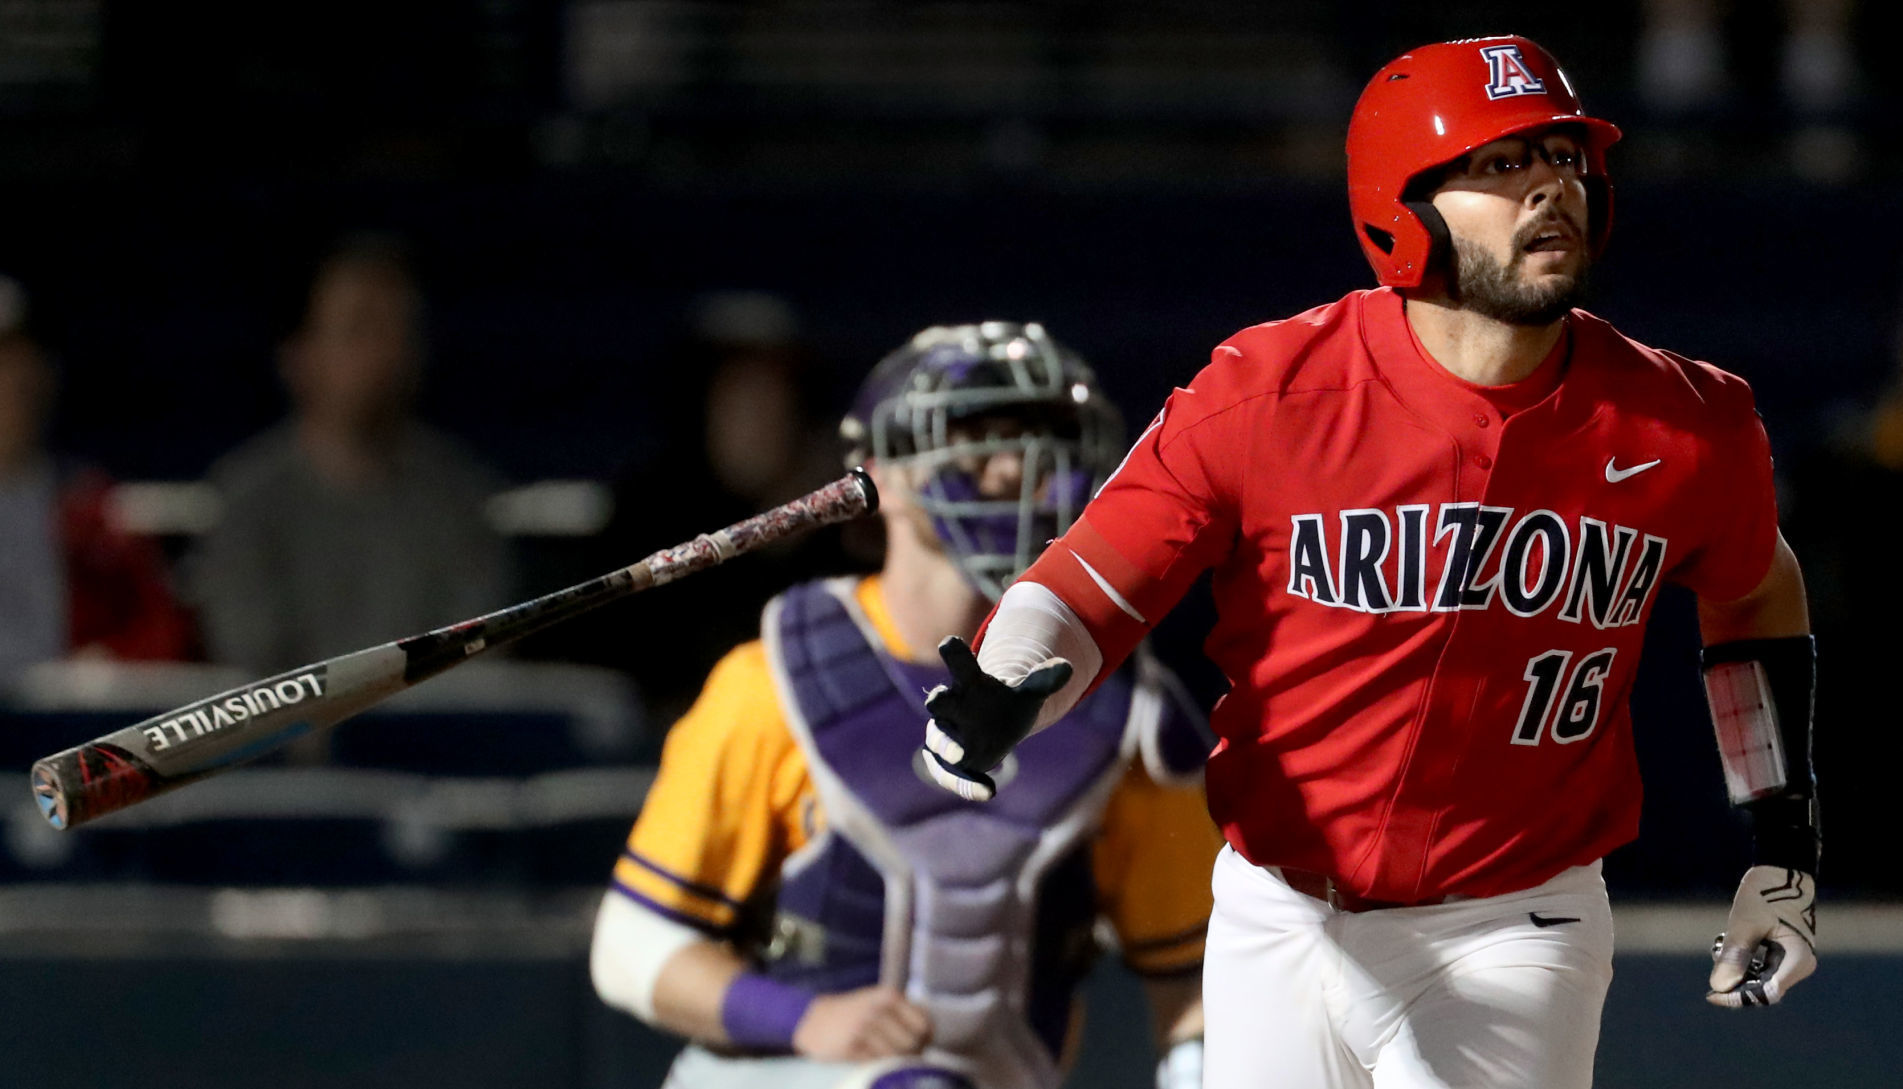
left=720, top=973, right=816, bottom=1052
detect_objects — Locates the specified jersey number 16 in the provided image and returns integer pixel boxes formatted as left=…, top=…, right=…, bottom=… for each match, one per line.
left=1512, top=648, right=1617, bottom=746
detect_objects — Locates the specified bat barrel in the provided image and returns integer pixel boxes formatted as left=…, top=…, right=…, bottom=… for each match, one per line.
left=27, top=648, right=406, bottom=831
left=24, top=470, right=881, bottom=831
left=31, top=745, right=166, bottom=831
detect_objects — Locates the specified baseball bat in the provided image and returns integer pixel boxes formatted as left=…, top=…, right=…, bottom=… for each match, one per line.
left=29, top=468, right=879, bottom=830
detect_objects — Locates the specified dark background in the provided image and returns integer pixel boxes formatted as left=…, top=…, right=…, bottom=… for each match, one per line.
left=12, top=0, right=1893, bottom=893
left=0, top=2, right=1898, bottom=1085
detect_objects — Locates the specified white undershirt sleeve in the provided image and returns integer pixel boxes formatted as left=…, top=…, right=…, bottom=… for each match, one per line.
left=976, top=581, right=1104, bottom=732
left=589, top=891, right=704, bottom=1023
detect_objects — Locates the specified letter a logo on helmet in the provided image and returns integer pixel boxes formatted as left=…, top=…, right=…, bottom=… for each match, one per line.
left=1480, top=44, right=1547, bottom=99
left=1346, top=35, right=1622, bottom=288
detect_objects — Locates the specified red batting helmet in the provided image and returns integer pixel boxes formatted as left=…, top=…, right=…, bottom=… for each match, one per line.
left=1346, top=36, right=1622, bottom=288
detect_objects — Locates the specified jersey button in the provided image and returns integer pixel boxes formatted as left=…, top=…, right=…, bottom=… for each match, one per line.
left=1474, top=414, right=1491, bottom=428
left=1473, top=453, right=1493, bottom=469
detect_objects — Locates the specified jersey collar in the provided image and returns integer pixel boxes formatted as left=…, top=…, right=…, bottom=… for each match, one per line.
left=1360, top=287, right=1597, bottom=434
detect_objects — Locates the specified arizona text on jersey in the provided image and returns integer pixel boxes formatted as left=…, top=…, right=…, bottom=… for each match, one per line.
left=1018, top=287, right=1778, bottom=905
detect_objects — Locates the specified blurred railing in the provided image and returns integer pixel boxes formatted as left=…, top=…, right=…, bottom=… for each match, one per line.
left=104, top=479, right=618, bottom=539
left=0, top=889, right=1893, bottom=1089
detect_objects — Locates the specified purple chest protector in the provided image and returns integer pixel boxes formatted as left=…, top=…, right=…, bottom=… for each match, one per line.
left=761, top=579, right=1181, bottom=1089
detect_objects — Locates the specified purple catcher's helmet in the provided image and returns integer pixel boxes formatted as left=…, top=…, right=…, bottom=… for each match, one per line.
left=841, top=322, right=1123, bottom=601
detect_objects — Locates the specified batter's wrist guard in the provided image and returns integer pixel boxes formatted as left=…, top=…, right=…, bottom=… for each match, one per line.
left=1701, top=635, right=1819, bottom=874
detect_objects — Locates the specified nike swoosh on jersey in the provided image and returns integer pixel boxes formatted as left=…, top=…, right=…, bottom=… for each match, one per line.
left=1604, top=458, right=1662, bottom=483
left=1528, top=911, right=1582, bottom=927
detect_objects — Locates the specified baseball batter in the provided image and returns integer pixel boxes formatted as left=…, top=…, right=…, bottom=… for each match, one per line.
left=590, top=323, right=1221, bottom=1089
left=919, top=36, right=1820, bottom=1089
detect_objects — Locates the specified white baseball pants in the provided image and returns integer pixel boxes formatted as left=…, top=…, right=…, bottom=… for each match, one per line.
left=1203, top=845, right=1614, bottom=1089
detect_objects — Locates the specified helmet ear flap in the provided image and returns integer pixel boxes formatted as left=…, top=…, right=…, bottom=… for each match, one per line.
left=1401, top=199, right=1454, bottom=287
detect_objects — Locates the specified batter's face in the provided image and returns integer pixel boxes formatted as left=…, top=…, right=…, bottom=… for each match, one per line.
left=1429, top=127, right=1593, bottom=326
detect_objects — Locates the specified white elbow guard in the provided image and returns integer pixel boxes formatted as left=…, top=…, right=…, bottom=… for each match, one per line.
left=980, top=581, right=1103, bottom=729
left=589, top=891, right=702, bottom=1022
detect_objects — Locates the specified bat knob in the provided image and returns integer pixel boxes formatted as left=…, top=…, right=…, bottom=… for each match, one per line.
left=30, top=765, right=68, bottom=830
left=849, top=466, right=880, bottom=515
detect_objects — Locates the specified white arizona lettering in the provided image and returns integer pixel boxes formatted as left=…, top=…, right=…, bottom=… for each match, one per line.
left=1289, top=505, right=1667, bottom=624
left=1431, top=504, right=1511, bottom=611
left=1560, top=518, right=1637, bottom=629
left=1287, top=514, right=1337, bottom=604
left=1337, top=508, right=1394, bottom=613
left=1498, top=509, right=1570, bottom=618
left=1610, top=535, right=1667, bottom=626
left=1394, top=504, right=1430, bottom=610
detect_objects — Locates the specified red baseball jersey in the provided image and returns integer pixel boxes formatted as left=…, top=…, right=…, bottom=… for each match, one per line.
left=1014, top=287, right=1778, bottom=903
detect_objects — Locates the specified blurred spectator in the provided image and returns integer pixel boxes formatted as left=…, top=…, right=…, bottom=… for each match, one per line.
left=0, top=276, right=196, bottom=679
left=578, top=292, right=860, bottom=722
left=1638, top=0, right=1860, bottom=118
left=1636, top=0, right=1865, bottom=182
left=187, top=235, right=512, bottom=675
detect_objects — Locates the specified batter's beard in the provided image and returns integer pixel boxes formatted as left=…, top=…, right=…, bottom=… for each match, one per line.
left=1449, top=234, right=1591, bottom=327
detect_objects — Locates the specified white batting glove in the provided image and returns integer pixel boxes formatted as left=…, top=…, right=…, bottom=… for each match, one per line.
left=1707, top=865, right=1817, bottom=1008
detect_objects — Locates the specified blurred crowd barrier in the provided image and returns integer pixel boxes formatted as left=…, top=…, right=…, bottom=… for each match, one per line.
left=106, top=478, right=617, bottom=540
left=0, top=891, right=1895, bottom=1089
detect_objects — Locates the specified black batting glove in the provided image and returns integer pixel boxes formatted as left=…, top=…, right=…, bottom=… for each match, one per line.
left=921, top=636, right=1072, bottom=802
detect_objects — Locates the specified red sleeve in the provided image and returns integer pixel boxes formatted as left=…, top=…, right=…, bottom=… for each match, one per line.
left=994, top=355, right=1249, bottom=677
left=1670, top=368, right=1780, bottom=602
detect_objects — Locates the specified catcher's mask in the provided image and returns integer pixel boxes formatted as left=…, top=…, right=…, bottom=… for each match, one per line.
left=842, top=321, right=1123, bottom=600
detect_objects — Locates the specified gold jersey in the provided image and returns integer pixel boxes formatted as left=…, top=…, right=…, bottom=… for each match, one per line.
left=615, top=576, right=1219, bottom=976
